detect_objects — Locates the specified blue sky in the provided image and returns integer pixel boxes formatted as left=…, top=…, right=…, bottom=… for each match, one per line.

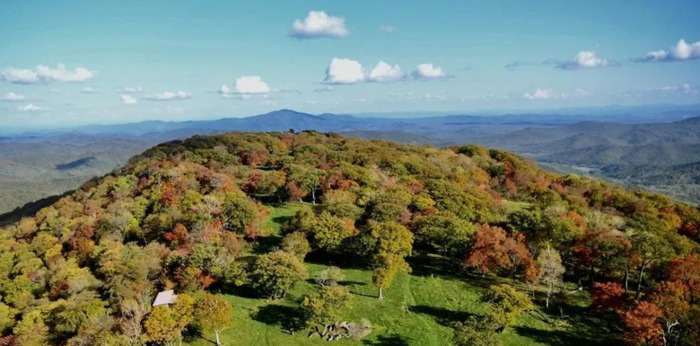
left=1, top=0, right=699, bottom=128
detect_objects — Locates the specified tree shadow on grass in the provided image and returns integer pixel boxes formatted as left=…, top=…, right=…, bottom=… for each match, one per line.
left=362, top=334, right=412, bottom=346
left=411, top=305, right=478, bottom=327
left=252, top=235, right=282, bottom=254
left=252, top=304, right=305, bottom=333
left=532, top=300, right=622, bottom=345
left=513, top=326, right=617, bottom=346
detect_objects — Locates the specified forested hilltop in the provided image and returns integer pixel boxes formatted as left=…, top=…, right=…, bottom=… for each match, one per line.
left=0, top=131, right=699, bottom=346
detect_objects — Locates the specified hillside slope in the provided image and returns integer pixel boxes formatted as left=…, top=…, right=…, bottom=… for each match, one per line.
left=0, top=132, right=699, bottom=345
left=473, top=116, right=700, bottom=203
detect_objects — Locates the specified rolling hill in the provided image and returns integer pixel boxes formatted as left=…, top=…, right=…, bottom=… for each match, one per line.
left=0, top=132, right=698, bottom=345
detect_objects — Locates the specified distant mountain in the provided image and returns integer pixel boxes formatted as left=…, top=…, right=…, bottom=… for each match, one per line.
left=472, top=116, right=700, bottom=203
left=3, top=107, right=700, bottom=213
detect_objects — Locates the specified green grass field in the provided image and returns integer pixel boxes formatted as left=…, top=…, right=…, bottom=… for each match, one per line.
left=186, top=203, right=620, bottom=346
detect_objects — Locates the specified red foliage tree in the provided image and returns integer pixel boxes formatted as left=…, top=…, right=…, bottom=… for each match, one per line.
left=620, top=301, right=663, bottom=346
left=591, top=281, right=626, bottom=312
left=668, top=253, right=700, bottom=302
left=464, top=225, right=540, bottom=282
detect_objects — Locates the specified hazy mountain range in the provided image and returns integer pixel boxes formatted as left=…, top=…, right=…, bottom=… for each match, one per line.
left=2, top=105, right=700, bottom=216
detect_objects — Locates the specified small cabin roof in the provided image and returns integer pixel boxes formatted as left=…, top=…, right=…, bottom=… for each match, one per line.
left=153, top=290, right=178, bottom=306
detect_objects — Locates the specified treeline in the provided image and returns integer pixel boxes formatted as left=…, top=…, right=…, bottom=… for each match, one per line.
left=0, top=131, right=698, bottom=345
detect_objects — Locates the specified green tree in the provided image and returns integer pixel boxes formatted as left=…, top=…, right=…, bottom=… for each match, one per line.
left=301, top=285, right=353, bottom=338
left=370, top=222, right=413, bottom=299
left=282, top=232, right=311, bottom=260
left=14, top=309, right=49, bottom=346
left=481, top=284, right=533, bottom=333
left=414, top=212, right=475, bottom=258
left=453, top=316, right=502, bottom=346
left=250, top=251, right=308, bottom=299
left=193, top=293, right=233, bottom=346
left=309, top=212, right=357, bottom=252
left=0, top=302, right=16, bottom=334
left=286, top=164, right=324, bottom=204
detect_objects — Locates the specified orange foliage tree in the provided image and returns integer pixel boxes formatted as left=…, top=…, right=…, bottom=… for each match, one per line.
left=464, top=225, right=540, bottom=282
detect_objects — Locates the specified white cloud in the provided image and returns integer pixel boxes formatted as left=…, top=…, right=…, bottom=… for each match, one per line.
left=290, top=11, right=348, bottom=39
left=523, top=88, right=552, bottom=100
left=234, top=76, right=270, bottom=94
left=120, top=94, right=137, bottom=104
left=637, top=39, right=700, bottom=62
left=0, top=92, right=25, bottom=102
left=368, top=61, right=405, bottom=83
left=324, top=58, right=365, bottom=84
left=523, top=88, right=591, bottom=100
left=411, top=63, right=446, bottom=79
left=556, top=51, right=614, bottom=70
left=1, top=63, right=94, bottom=84
left=121, top=86, right=143, bottom=93
left=219, top=76, right=271, bottom=96
left=379, top=25, right=396, bottom=34
left=81, top=87, right=101, bottom=94
left=143, top=90, right=190, bottom=101
left=649, top=83, right=697, bottom=95
left=16, top=103, right=44, bottom=111
left=324, top=59, right=449, bottom=84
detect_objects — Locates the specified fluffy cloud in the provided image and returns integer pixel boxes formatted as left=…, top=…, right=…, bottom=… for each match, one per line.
left=290, top=11, right=348, bottom=39
left=1, top=63, right=94, bottom=84
left=0, top=92, right=25, bottom=102
left=636, top=39, right=700, bottom=62
left=325, top=58, right=365, bottom=84
left=234, top=76, right=270, bottom=94
left=368, top=61, right=405, bottom=83
left=556, top=51, right=615, bottom=70
left=120, top=94, right=137, bottom=104
left=523, top=88, right=552, bottom=100
left=324, top=59, right=449, bottom=84
left=16, top=103, right=44, bottom=111
left=121, top=86, right=143, bottom=93
left=143, top=91, right=190, bottom=101
left=219, top=76, right=271, bottom=96
left=411, top=63, right=446, bottom=79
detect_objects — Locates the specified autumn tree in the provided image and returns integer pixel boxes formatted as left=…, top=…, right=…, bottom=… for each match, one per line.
left=193, top=294, right=233, bottom=346
left=648, top=281, right=690, bottom=345
left=621, top=301, right=663, bottom=346
left=465, top=225, right=539, bottom=282
left=143, top=306, right=179, bottom=344
left=537, top=244, right=565, bottom=308
left=591, top=282, right=627, bottom=312
left=668, top=253, right=700, bottom=303
left=250, top=251, right=308, bottom=299
left=370, top=221, right=413, bottom=299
